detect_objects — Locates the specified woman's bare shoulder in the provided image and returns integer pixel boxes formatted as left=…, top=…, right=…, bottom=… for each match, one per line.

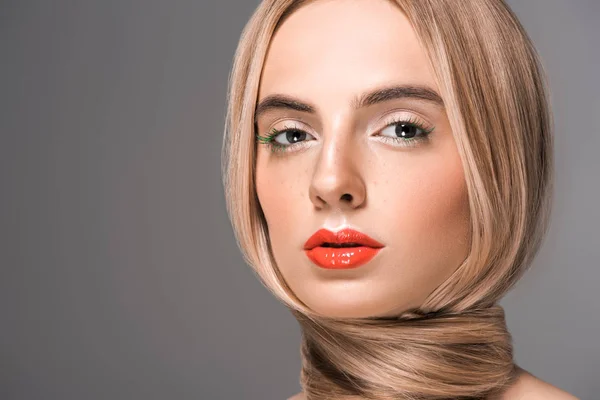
left=286, top=368, right=578, bottom=400
left=498, top=367, right=579, bottom=400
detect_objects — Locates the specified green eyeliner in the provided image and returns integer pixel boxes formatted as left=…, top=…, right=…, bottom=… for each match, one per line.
left=256, top=133, right=271, bottom=144
left=256, top=127, right=288, bottom=153
left=256, top=127, right=277, bottom=143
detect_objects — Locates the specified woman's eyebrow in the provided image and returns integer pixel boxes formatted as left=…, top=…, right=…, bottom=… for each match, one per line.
left=254, top=84, right=444, bottom=121
left=354, top=85, right=444, bottom=109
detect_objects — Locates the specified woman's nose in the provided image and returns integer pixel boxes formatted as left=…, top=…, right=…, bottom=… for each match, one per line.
left=308, top=134, right=366, bottom=211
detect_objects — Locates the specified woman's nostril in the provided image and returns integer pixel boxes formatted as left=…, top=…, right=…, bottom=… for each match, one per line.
left=341, top=193, right=353, bottom=202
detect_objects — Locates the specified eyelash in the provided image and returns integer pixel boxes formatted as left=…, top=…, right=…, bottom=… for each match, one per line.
left=255, top=116, right=435, bottom=154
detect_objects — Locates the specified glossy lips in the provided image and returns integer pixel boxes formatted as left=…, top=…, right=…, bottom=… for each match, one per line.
left=303, top=228, right=384, bottom=269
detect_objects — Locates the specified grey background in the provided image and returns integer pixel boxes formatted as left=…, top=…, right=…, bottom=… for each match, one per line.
left=0, top=1, right=598, bottom=399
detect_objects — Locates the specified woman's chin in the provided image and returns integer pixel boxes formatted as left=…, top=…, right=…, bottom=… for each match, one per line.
left=299, top=286, right=409, bottom=319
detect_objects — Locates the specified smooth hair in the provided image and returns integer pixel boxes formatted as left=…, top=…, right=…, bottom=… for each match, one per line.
left=221, top=0, right=553, bottom=398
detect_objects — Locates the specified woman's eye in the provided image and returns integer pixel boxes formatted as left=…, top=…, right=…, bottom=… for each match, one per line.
left=256, top=126, right=316, bottom=154
left=273, top=129, right=314, bottom=145
left=380, top=122, right=427, bottom=139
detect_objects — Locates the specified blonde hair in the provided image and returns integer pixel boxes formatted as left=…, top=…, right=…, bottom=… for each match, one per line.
left=221, top=0, right=553, bottom=398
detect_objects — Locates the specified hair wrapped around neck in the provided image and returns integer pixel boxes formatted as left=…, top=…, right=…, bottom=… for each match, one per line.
left=291, top=304, right=518, bottom=399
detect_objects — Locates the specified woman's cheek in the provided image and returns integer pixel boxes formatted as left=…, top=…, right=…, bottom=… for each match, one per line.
left=375, top=150, right=469, bottom=256
left=256, top=159, right=307, bottom=242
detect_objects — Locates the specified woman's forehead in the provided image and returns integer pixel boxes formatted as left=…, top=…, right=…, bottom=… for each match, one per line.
left=258, top=0, right=438, bottom=104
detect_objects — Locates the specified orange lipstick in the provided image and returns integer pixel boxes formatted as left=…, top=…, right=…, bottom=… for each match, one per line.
left=303, top=228, right=384, bottom=269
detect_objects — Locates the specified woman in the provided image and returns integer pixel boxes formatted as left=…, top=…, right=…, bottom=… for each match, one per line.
left=222, top=0, right=578, bottom=398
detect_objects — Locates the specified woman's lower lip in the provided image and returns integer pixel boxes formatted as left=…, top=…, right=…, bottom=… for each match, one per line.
left=304, top=246, right=382, bottom=269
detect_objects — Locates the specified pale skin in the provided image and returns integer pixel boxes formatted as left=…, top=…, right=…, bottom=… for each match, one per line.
left=253, top=0, right=577, bottom=398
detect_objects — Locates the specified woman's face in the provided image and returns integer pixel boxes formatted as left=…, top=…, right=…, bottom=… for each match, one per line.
left=254, top=0, right=471, bottom=318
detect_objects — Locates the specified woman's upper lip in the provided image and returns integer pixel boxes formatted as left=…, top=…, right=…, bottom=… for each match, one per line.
left=303, top=228, right=385, bottom=250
